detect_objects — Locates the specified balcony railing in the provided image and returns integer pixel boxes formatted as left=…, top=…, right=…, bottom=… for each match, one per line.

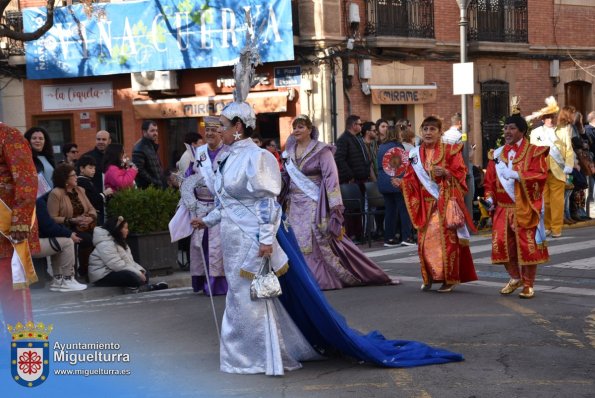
left=468, top=0, right=528, bottom=43
left=0, top=10, right=25, bottom=58
left=366, top=0, right=434, bottom=39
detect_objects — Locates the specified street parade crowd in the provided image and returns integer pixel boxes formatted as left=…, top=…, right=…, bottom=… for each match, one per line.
left=1, top=47, right=595, bottom=376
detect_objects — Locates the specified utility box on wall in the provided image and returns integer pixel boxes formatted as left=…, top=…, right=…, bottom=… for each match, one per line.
left=359, top=59, right=372, bottom=80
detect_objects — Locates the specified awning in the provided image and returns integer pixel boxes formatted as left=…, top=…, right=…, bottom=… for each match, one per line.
left=133, top=91, right=288, bottom=119
left=370, top=85, right=437, bottom=105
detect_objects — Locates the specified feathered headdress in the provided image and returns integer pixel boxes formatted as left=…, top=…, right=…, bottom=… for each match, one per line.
left=505, top=96, right=528, bottom=133
left=525, top=96, right=559, bottom=122
left=220, top=9, right=262, bottom=129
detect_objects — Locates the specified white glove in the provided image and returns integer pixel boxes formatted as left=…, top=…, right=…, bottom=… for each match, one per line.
left=563, top=166, right=573, bottom=175
left=501, top=168, right=519, bottom=181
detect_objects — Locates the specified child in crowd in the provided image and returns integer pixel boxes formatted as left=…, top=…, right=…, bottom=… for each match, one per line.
left=77, top=155, right=113, bottom=226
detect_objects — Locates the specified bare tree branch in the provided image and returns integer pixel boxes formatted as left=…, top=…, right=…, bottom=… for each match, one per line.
left=0, top=0, right=56, bottom=42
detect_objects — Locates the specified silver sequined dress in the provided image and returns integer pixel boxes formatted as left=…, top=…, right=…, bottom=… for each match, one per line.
left=202, top=138, right=319, bottom=375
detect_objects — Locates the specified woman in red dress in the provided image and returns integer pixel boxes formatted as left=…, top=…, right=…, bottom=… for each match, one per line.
left=402, top=116, right=477, bottom=292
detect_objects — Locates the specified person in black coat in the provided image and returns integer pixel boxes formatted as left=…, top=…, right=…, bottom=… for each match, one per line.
left=334, top=115, right=371, bottom=242
left=132, top=120, right=166, bottom=189
left=334, top=115, right=372, bottom=184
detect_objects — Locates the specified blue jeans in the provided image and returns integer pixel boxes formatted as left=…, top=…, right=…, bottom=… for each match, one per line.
left=382, top=192, right=413, bottom=242
left=564, top=189, right=572, bottom=219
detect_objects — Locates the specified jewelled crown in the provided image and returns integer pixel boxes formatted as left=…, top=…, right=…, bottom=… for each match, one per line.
left=7, top=321, right=53, bottom=341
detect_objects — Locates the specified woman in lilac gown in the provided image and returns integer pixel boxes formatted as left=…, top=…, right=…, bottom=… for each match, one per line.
left=280, top=115, right=395, bottom=290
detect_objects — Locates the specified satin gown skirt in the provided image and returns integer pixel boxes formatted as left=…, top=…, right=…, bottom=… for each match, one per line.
left=218, top=218, right=320, bottom=375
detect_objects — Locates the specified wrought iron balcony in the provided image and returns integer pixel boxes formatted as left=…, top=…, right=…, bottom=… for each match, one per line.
left=0, top=10, right=25, bottom=58
left=468, top=0, right=528, bottom=43
left=366, top=0, right=434, bottom=39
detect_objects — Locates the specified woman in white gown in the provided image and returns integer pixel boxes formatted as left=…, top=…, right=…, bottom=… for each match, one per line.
left=194, top=100, right=320, bottom=375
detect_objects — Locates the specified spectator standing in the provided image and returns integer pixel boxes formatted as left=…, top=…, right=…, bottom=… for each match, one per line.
left=362, top=122, right=379, bottom=181
left=377, top=126, right=414, bottom=247
left=103, top=143, right=138, bottom=191
left=262, top=138, right=283, bottom=171
left=376, top=119, right=389, bottom=144
left=34, top=193, right=86, bottom=292
left=0, top=122, right=39, bottom=325
left=48, top=164, right=97, bottom=279
left=529, top=99, right=575, bottom=238
left=442, top=113, right=463, bottom=144
left=24, top=126, right=56, bottom=196
left=584, top=111, right=595, bottom=204
left=334, top=115, right=371, bottom=242
left=399, top=120, right=416, bottom=151
left=133, top=120, right=165, bottom=189
left=79, top=130, right=111, bottom=223
left=77, top=156, right=113, bottom=226
left=61, top=143, right=79, bottom=166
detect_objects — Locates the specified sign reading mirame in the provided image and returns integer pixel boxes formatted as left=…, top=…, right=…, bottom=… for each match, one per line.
left=23, top=0, right=294, bottom=79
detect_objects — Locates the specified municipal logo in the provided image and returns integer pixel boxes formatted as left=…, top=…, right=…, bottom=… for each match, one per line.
left=7, top=321, right=53, bottom=387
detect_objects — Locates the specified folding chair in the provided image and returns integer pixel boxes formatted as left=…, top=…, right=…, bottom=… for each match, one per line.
left=340, top=183, right=365, bottom=240
left=364, top=182, right=385, bottom=247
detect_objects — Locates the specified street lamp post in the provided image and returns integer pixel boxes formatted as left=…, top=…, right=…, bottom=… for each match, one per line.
left=455, top=0, right=474, bottom=218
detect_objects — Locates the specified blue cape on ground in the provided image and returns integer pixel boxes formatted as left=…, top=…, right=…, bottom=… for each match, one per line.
left=276, top=217, right=464, bottom=367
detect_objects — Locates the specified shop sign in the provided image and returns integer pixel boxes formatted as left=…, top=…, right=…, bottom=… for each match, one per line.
left=23, top=0, right=294, bottom=79
left=133, top=91, right=288, bottom=119
left=274, top=66, right=301, bottom=87
left=370, top=86, right=437, bottom=105
left=41, top=83, right=113, bottom=111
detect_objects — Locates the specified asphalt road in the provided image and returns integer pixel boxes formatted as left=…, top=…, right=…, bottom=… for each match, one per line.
left=8, top=225, right=595, bottom=398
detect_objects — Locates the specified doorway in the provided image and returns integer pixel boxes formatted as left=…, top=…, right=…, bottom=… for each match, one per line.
left=480, top=80, right=509, bottom=166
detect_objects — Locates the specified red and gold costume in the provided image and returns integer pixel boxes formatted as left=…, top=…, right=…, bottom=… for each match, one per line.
left=402, top=143, right=477, bottom=286
left=0, top=123, right=39, bottom=325
left=484, top=138, right=549, bottom=288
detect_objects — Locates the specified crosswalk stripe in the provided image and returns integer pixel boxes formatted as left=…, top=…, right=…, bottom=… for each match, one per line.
left=473, top=240, right=595, bottom=265
left=396, top=276, right=595, bottom=297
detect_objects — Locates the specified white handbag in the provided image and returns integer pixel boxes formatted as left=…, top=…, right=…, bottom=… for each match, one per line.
left=250, top=257, right=282, bottom=300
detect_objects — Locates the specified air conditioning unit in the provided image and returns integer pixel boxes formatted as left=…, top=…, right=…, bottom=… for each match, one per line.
left=131, top=70, right=178, bottom=92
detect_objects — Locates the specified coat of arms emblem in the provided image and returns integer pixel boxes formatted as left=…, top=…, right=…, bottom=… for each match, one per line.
left=7, top=321, right=53, bottom=387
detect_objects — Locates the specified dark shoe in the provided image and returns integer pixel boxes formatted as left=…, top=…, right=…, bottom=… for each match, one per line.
left=401, top=238, right=416, bottom=247
left=437, top=283, right=456, bottom=293
left=149, top=282, right=169, bottom=291
left=420, top=283, right=432, bottom=291
left=384, top=239, right=400, bottom=247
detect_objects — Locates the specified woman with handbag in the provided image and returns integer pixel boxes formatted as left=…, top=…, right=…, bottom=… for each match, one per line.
left=47, top=163, right=97, bottom=279
left=402, top=116, right=477, bottom=292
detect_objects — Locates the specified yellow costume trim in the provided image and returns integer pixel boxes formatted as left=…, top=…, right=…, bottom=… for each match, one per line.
left=0, top=202, right=37, bottom=288
left=239, top=262, right=290, bottom=280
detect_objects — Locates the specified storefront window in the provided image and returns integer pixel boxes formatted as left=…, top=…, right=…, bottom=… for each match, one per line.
left=33, top=116, right=73, bottom=162
left=99, top=113, right=123, bottom=144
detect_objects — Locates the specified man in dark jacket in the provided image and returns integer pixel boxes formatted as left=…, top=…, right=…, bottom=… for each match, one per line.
left=334, top=115, right=371, bottom=241
left=133, top=120, right=165, bottom=189
left=334, top=115, right=371, bottom=184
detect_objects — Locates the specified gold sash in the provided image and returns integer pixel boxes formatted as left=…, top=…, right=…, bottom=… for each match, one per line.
left=0, top=200, right=37, bottom=288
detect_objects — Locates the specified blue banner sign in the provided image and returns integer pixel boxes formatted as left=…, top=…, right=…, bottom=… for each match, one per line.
left=274, top=65, right=301, bottom=87
left=23, top=0, right=294, bottom=79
